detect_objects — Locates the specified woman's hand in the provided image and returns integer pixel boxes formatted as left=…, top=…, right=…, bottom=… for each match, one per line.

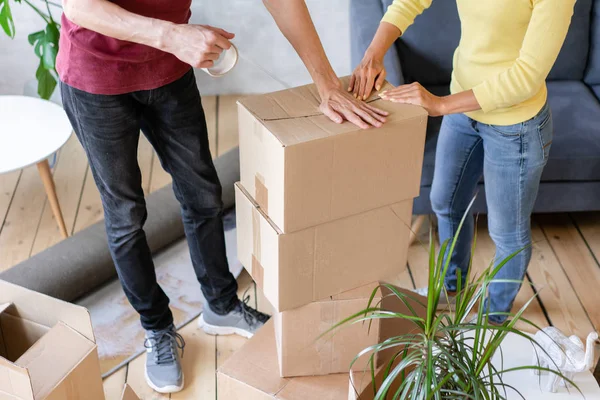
left=348, top=55, right=387, bottom=101
left=380, top=82, right=447, bottom=116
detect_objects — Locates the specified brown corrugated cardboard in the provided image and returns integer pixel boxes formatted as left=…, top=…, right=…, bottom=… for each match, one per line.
left=121, top=384, right=140, bottom=400
left=0, top=280, right=104, bottom=400
left=348, top=360, right=403, bottom=400
left=238, top=77, right=428, bottom=233
left=274, top=283, right=426, bottom=378
left=274, top=283, right=382, bottom=378
left=218, top=319, right=355, bottom=399
left=235, top=182, right=413, bottom=311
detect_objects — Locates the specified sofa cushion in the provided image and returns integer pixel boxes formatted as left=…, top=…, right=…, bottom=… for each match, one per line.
left=392, top=0, right=460, bottom=86
left=585, top=0, right=600, bottom=85
left=548, top=0, right=593, bottom=81
left=419, top=82, right=600, bottom=187
left=543, top=81, right=600, bottom=181
left=593, top=85, right=600, bottom=99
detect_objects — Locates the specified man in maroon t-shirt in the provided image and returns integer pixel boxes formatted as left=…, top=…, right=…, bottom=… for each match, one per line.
left=58, top=0, right=387, bottom=393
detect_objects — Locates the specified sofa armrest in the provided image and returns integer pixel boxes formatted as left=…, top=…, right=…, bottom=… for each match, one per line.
left=349, top=0, right=404, bottom=86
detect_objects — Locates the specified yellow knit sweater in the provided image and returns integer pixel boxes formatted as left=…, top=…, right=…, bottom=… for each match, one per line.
left=382, top=0, right=575, bottom=125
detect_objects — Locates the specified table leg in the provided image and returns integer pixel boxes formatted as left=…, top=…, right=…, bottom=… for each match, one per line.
left=37, top=159, right=69, bottom=239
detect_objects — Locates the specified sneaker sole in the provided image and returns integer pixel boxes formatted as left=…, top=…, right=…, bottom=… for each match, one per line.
left=198, top=314, right=254, bottom=339
left=144, top=367, right=184, bottom=394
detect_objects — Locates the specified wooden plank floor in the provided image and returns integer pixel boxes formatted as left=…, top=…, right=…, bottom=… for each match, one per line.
left=1, top=94, right=600, bottom=398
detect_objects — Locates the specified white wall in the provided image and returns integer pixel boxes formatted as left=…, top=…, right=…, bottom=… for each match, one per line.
left=0, top=0, right=350, bottom=96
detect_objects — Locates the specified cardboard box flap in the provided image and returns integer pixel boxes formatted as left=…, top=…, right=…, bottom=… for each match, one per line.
left=0, top=304, right=11, bottom=316
left=14, top=322, right=95, bottom=399
left=121, top=384, right=140, bottom=400
left=0, top=280, right=95, bottom=343
left=218, top=320, right=288, bottom=396
left=0, top=357, right=34, bottom=400
left=238, top=77, right=413, bottom=147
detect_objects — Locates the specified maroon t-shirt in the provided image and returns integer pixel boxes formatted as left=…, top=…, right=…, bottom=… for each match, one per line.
left=56, top=0, right=192, bottom=95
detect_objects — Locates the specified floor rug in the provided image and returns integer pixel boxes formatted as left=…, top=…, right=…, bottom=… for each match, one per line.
left=77, top=212, right=242, bottom=377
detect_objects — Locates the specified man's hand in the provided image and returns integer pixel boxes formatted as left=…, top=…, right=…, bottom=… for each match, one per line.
left=319, top=83, right=389, bottom=129
left=380, top=82, right=446, bottom=116
left=349, top=55, right=387, bottom=101
left=164, top=24, right=235, bottom=68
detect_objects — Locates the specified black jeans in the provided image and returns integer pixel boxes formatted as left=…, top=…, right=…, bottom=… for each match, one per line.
left=61, top=69, right=238, bottom=331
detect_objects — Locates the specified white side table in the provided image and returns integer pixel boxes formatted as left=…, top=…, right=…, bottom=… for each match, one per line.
left=0, top=96, right=73, bottom=238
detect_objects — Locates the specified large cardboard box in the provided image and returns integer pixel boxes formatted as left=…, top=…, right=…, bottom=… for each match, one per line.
left=274, top=283, right=425, bottom=378
left=238, top=78, right=428, bottom=233
left=274, top=283, right=380, bottom=378
left=0, top=280, right=104, bottom=400
left=218, top=319, right=380, bottom=400
left=235, top=183, right=413, bottom=311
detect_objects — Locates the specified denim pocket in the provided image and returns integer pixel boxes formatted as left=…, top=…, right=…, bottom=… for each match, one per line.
left=537, top=110, right=553, bottom=161
left=489, top=122, right=523, bottom=137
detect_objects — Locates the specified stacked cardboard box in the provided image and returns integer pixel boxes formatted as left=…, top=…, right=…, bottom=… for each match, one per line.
left=229, top=78, right=428, bottom=397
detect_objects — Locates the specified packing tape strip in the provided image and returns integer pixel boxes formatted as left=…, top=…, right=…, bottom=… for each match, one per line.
left=251, top=208, right=264, bottom=289
left=255, top=174, right=269, bottom=214
left=201, top=44, right=239, bottom=78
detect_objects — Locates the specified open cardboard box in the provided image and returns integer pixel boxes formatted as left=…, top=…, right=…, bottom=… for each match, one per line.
left=236, top=182, right=413, bottom=311
left=274, top=283, right=425, bottom=378
left=0, top=280, right=104, bottom=400
left=238, top=76, right=428, bottom=234
left=218, top=317, right=422, bottom=400
left=218, top=318, right=356, bottom=399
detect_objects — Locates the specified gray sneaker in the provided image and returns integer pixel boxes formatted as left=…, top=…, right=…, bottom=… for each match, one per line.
left=415, top=287, right=457, bottom=310
left=144, top=325, right=185, bottom=394
left=198, top=298, right=270, bottom=338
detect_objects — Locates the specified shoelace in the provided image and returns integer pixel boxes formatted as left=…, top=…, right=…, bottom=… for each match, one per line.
left=239, top=290, right=270, bottom=327
left=144, top=329, right=186, bottom=365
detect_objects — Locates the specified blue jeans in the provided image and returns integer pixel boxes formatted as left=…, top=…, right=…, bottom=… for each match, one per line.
left=60, top=70, right=238, bottom=331
left=430, top=103, right=553, bottom=324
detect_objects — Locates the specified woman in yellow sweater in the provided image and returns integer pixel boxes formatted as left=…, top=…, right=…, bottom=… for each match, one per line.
left=350, top=0, right=575, bottom=324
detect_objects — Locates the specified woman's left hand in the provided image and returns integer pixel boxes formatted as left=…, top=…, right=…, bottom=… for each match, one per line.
left=380, top=82, right=447, bottom=116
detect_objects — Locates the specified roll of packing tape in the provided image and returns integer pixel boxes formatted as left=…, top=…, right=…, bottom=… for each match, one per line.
left=201, top=44, right=238, bottom=77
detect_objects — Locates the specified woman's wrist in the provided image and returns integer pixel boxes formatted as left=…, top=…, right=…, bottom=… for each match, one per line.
left=364, top=46, right=386, bottom=64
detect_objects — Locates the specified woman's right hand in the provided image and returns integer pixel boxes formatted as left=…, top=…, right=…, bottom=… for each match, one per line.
left=349, top=54, right=387, bottom=101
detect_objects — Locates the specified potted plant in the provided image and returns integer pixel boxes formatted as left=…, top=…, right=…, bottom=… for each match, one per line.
left=331, top=202, right=581, bottom=399
left=1, top=0, right=61, bottom=99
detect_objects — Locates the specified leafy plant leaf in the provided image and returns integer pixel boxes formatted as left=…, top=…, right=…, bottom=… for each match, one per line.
left=0, top=0, right=16, bottom=38
left=36, top=58, right=57, bottom=100
left=28, top=29, right=45, bottom=56
left=42, top=22, right=59, bottom=69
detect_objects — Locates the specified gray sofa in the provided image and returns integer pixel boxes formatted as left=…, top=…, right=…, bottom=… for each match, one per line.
left=351, top=0, right=600, bottom=214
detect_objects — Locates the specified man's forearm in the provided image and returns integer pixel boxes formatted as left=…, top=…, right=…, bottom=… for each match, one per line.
left=262, top=0, right=340, bottom=95
left=63, top=0, right=173, bottom=51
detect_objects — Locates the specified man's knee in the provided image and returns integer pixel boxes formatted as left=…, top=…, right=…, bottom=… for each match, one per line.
left=105, top=203, right=148, bottom=246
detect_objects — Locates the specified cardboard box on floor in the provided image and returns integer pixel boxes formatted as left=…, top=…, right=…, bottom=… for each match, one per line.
left=0, top=280, right=104, bottom=400
left=219, top=319, right=397, bottom=400
left=238, top=77, right=428, bottom=234
left=274, top=283, right=426, bottom=378
left=235, top=183, right=413, bottom=311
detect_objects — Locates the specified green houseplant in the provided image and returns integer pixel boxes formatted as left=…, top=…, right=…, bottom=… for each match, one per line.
left=331, top=201, right=581, bottom=399
left=0, top=0, right=61, bottom=99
